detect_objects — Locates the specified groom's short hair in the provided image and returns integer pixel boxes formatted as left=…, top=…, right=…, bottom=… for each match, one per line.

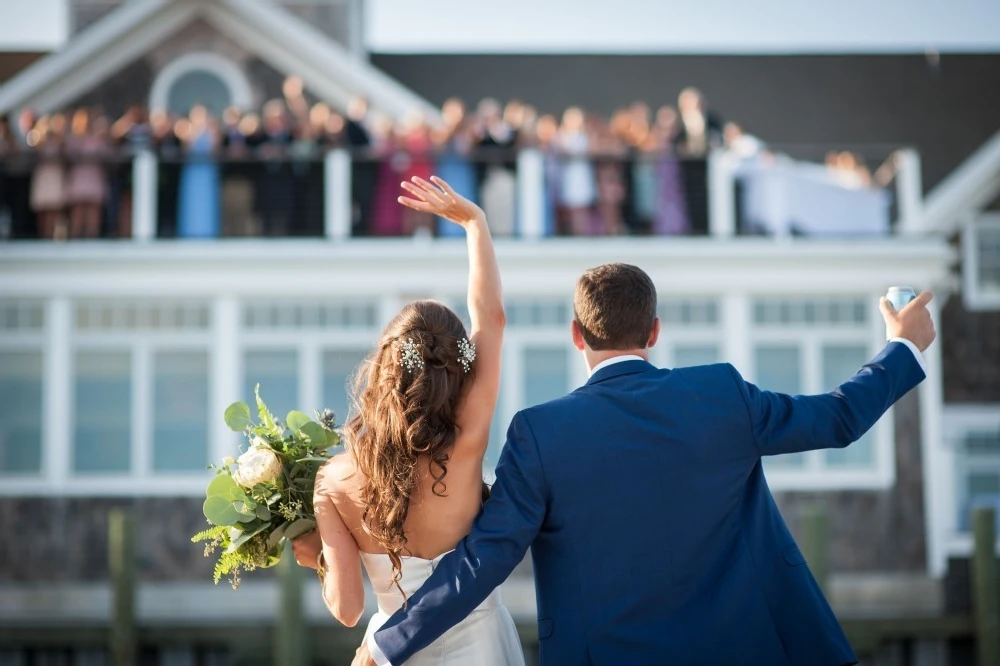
left=574, top=263, right=657, bottom=350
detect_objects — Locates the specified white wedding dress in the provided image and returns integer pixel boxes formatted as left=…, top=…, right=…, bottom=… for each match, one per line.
left=361, top=551, right=526, bottom=666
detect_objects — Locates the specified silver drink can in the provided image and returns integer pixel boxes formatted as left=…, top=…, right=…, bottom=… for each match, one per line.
left=886, top=286, right=917, bottom=311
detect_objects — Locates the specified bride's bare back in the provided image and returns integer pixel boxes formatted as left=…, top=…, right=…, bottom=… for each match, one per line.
left=320, top=435, right=489, bottom=559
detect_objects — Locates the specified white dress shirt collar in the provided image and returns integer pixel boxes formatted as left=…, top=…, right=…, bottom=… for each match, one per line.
left=588, top=354, right=646, bottom=377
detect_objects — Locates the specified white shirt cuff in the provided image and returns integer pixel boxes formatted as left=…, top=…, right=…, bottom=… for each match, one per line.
left=888, top=337, right=927, bottom=376
left=368, top=633, right=391, bottom=666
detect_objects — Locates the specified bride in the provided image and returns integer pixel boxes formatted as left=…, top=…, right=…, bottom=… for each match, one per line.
left=292, top=176, right=524, bottom=665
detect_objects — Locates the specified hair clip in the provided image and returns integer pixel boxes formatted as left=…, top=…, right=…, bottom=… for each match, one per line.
left=457, top=338, right=476, bottom=374
left=399, top=338, right=424, bottom=373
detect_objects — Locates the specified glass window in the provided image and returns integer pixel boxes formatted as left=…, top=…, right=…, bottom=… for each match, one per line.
left=957, top=428, right=1000, bottom=532
left=0, top=351, right=43, bottom=474
left=754, top=345, right=806, bottom=468
left=821, top=345, right=875, bottom=468
left=322, top=348, right=370, bottom=428
left=74, top=351, right=131, bottom=473
left=523, top=347, right=569, bottom=409
left=674, top=345, right=719, bottom=368
left=978, top=225, right=1000, bottom=290
left=153, top=351, right=210, bottom=472
left=244, top=350, right=299, bottom=429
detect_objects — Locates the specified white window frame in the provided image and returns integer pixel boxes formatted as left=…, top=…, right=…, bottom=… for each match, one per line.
left=747, top=293, right=895, bottom=491
left=943, top=404, right=1000, bottom=556
left=68, top=329, right=213, bottom=491
left=962, top=213, right=1000, bottom=311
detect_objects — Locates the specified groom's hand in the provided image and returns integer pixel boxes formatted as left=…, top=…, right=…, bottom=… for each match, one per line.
left=351, top=642, right=377, bottom=666
left=880, top=290, right=936, bottom=352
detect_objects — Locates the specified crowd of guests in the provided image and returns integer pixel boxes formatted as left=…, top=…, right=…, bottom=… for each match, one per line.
left=0, top=77, right=884, bottom=241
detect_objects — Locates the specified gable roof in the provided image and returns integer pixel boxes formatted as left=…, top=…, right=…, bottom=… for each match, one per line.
left=0, top=0, right=439, bottom=121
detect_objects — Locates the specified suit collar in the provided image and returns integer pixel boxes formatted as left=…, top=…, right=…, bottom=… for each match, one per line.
left=585, top=359, right=656, bottom=386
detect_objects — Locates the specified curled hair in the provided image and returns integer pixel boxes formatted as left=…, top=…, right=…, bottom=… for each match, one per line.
left=344, top=301, right=474, bottom=599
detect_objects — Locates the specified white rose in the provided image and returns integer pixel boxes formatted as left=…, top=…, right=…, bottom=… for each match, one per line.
left=232, top=444, right=283, bottom=488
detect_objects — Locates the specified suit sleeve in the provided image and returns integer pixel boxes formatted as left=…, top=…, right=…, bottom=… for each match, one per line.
left=372, top=411, right=547, bottom=665
left=727, top=341, right=926, bottom=456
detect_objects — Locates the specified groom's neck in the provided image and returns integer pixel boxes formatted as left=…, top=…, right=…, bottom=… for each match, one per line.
left=585, top=348, right=650, bottom=373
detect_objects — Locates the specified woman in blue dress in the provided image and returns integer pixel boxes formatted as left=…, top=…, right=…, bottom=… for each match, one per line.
left=178, top=105, right=221, bottom=238
left=434, top=100, right=478, bottom=238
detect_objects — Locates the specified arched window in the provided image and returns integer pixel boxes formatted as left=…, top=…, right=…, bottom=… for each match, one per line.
left=149, top=52, right=252, bottom=117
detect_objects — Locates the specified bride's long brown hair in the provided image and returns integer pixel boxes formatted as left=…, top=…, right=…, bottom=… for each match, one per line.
left=344, top=300, right=475, bottom=596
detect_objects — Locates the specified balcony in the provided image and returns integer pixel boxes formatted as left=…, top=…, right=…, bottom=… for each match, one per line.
left=0, top=142, right=925, bottom=243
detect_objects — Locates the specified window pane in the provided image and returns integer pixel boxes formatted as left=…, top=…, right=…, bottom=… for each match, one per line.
left=978, top=226, right=1000, bottom=290
left=322, top=348, right=370, bottom=429
left=822, top=345, right=875, bottom=468
left=245, top=350, right=298, bottom=431
left=755, top=345, right=806, bottom=468
left=523, top=347, right=569, bottom=408
left=0, top=351, right=43, bottom=473
left=74, top=351, right=131, bottom=473
left=153, top=351, right=209, bottom=472
left=674, top=345, right=719, bottom=368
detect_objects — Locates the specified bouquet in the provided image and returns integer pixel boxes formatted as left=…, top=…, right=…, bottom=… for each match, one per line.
left=192, top=385, right=340, bottom=588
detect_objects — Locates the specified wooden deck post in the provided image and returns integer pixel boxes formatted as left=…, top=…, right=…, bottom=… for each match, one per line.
left=275, top=545, right=308, bottom=666
left=108, top=508, right=137, bottom=666
left=972, top=506, right=999, bottom=666
left=802, top=505, right=830, bottom=595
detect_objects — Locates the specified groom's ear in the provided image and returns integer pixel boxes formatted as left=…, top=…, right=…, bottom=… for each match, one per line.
left=646, top=317, right=661, bottom=349
left=571, top=320, right=587, bottom=351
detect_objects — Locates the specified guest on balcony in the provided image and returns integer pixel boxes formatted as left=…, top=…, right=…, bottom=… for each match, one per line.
left=177, top=105, right=221, bottom=239
left=433, top=98, right=478, bottom=239
left=65, top=109, right=110, bottom=239
left=30, top=117, right=68, bottom=241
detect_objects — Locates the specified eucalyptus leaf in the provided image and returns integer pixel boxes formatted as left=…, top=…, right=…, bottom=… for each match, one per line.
left=207, top=474, right=237, bottom=498
left=267, top=493, right=283, bottom=506
left=326, top=429, right=341, bottom=447
left=203, top=496, right=241, bottom=526
left=224, top=402, right=252, bottom=432
left=255, top=504, right=271, bottom=521
left=299, top=422, right=328, bottom=446
left=267, top=523, right=288, bottom=551
left=285, top=411, right=311, bottom=433
left=225, top=523, right=269, bottom=554
left=283, top=518, right=317, bottom=541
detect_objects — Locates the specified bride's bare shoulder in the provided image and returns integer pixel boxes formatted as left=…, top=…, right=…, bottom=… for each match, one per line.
left=316, top=450, right=361, bottom=497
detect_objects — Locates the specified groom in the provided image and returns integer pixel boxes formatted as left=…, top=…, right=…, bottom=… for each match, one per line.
left=358, top=263, right=935, bottom=666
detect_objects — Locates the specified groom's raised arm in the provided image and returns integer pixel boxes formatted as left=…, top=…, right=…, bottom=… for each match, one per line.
left=369, top=411, right=547, bottom=666
left=727, top=340, right=926, bottom=457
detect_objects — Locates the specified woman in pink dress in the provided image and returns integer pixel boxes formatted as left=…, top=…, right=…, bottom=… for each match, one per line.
left=65, top=109, right=109, bottom=238
left=30, top=118, right=67, bottom=240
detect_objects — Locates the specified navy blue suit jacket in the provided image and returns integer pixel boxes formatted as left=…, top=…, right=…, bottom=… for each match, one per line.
left=374, top=342, right=926, bottom=665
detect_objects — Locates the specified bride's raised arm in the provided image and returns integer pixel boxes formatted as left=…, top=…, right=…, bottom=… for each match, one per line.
left=398, top=176, right=505, bottom=453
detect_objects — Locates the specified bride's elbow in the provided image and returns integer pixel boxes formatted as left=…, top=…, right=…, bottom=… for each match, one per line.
left=334, top=606, right=363, bottom=628
left=325, top=593, right=364, bottom=627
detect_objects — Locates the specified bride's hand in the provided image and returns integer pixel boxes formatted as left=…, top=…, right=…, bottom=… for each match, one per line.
left=291, top=529, right=322, bottom=570
left=398, top=175, right=485, bottom=228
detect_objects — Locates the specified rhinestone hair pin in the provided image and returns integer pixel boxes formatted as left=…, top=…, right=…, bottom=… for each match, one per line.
left=457, top=338, right=476, bottom=374
left=398, top=338, right=424, bottom=373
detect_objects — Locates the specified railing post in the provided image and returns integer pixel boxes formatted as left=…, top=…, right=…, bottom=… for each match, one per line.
left=517, top=148, right=545, bottom=239
left=707, top=150, right=736, bottom=238
left=275, top=545, right=308, bottom=666
left=325, top=148, right=352, bottom=241
left=801, top=505, right=830, bottom=595
left=108, top=508, right=137, bottom=666
left=131, top=149, right=158, bottom=241
left=972, top=506, right=1000, bottom=666
left=894, top=148, right=924, bottom=235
